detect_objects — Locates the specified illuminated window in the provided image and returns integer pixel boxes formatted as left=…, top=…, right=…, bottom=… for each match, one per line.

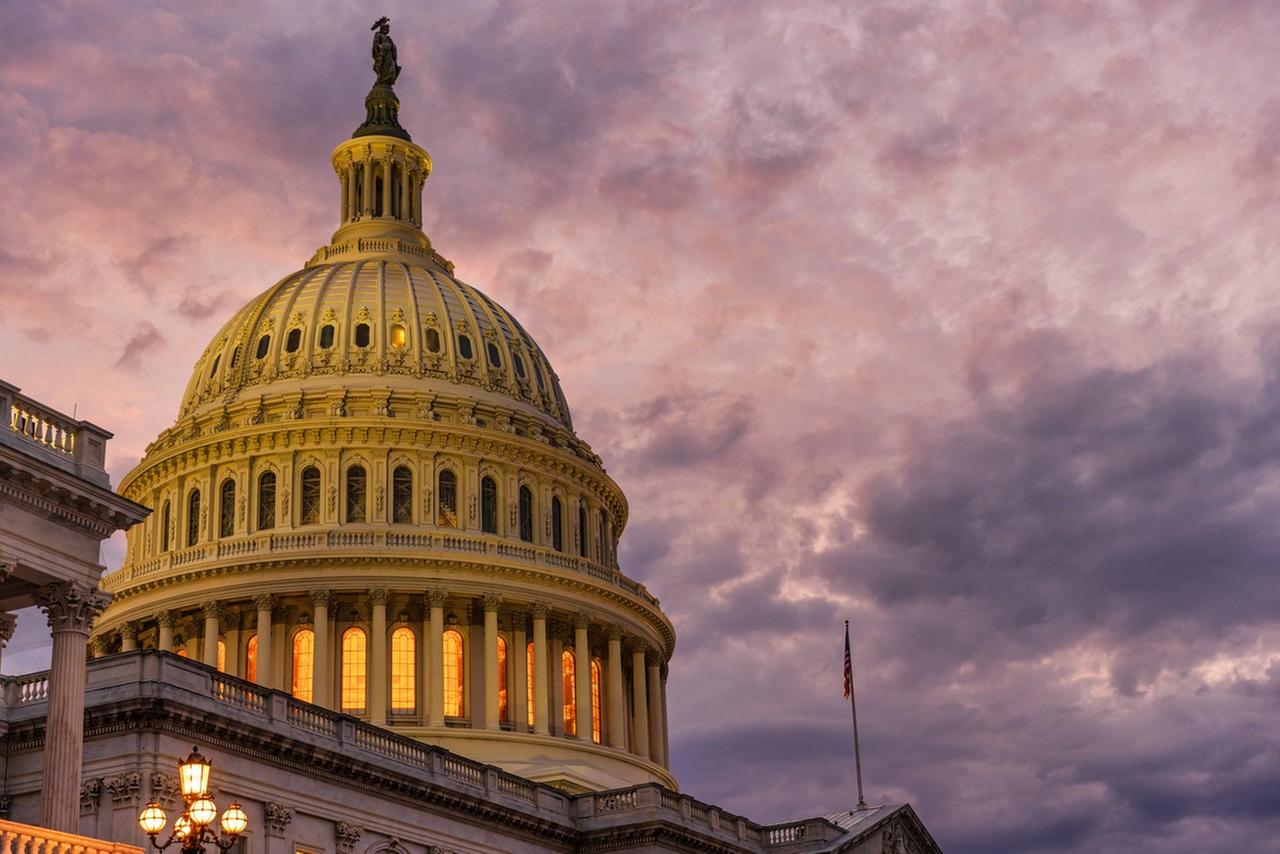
left=458, top=334, right=473, bottom=360
left=346, top=465, right=367, bottom=523
left=443, top=629, right=464, bottom=717
left=497, top=635, right=509, bottom=722
left=390, top=324, right=407, bottom=349
left=246, top=634, right=258, bottom=683
left=551, top=497, right=564, bottom=552
left=425, top=327, right=441, bottom=353
left=392, top=466, right=413, bottom=524
left=578, top=503, right=588, bottom=557
left=391, top=627, right=416, bottom=713
left=187, top=489, right=201, bottom=547
left=292, top=629, right=314, bottom=702
left=590, top=658, right=602, bottom=743
left=219, top=479, right=235, bottom=538
left=217, top=640, right=227, bottom=674
left=438, top=469, right=457, bottom=527
left=285, top=328, right=302, bottom=353
left=486, top=341, right=502, bottom=367
left=527, top=641, right=536, bottom=728
left=319, top=324, right=335, bottom=348
left=481, top=476, right=498, bottom=534
left=160, top=500, right=171, bottom=552
left=354, top=323, right=370, bottom=348
left=518, top=486, right=533, bottom=542
left=300, top=466, right=321, bottom=525
left=341, top=627, right=367, bottom=715
left=258, top=471, right=276, bottom=530
left=256, top=335, right=270, bottom=359
left=561, top=650, right=576, bottom=736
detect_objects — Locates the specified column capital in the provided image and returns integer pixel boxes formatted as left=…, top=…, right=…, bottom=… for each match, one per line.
left=508, top=608, right=528, bottom=627
left=573, top=611, right=590, bottom=631
left=35, top=581, right=109, bottom=634
left=368, top=587, right=389, bottom=606
left=481, top=593, right=502, bottom=613
left=253, top=593, right=277, bottom=612
left=0, top=612, right=16, bottom=645
left=201, top=600, right=224, bottom=620
left=90, top=635, right=109, bottom=657
left=156, top=609, right=175, bottom=628
left=626, top=637, right=651, bottom=656
left=310, top=589, right=334, bottom=608
left=606, top=624, right=623, bottom=642
left=120, top=622, right=139, bottom=642
left=531, top=601, right=549, bottom=619
left=424, top=589, right=447, bottom=608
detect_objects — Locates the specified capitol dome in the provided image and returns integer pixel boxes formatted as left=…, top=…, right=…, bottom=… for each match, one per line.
left=92, top=48, right=674, bottom=794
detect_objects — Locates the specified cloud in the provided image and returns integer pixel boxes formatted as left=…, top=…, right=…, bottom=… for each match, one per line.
left=113, top=322, right=165, bottom=370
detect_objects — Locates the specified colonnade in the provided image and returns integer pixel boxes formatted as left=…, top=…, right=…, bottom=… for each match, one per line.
left=105, top=589, right=671, bottom=769
left=337, top=147, right=426, bottom=227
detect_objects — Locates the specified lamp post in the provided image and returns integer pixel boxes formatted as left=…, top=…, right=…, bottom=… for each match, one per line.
left=138, top=746, right=248, bottom=853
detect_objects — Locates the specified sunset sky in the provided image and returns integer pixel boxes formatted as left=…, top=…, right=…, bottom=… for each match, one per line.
left=4, top=2, right=1280, bottom=851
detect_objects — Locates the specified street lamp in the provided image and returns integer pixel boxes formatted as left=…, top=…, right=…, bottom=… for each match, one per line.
left=138, top=746, right=248, bottom=853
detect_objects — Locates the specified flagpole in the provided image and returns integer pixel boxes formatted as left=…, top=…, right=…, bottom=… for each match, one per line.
left=847, top=620, right=868, bottom=810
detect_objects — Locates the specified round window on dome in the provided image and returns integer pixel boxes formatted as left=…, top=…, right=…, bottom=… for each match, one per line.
left=256, top=335, right=270, bottom=359
left=457, top=334, right=473, bottom=360
left=486, top=342, right=501, bottom=367
left=354, top=323, right=371, bottom=348
left=425, top=327, right=441, bottom=353
left=390, top=324, right=407, bottom=349
left=319, top=324, right=335, bottom=349
left=286, top=328, right=302, bottom=353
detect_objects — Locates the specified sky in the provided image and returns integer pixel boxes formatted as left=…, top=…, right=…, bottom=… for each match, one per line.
left=2, top=1, right=1280, bottom=851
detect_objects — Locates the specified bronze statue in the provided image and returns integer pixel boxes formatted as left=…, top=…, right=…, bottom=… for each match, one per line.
left=371, top=16, right=400, bottom=86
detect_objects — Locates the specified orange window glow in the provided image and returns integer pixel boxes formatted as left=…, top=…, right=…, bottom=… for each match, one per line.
left=391, top=627, right=416, bottom=713
left=175, top=646, right=188, bottom=657
left=527, top=641, right=536, bottom=728
left=443, top=629, right=464, bottom=717
left=590, top=658, right=603, bottom=744
left=217, top=640, right=226, bottom=674
left=341, top=627, right=367, bottom=714
left=497, top=635, right=509, bottom=722
left=561, top=649, right=576, bottom=736
left=246, top=634, right=258, bottom=683
left=292, top=629, right=314, bottom=702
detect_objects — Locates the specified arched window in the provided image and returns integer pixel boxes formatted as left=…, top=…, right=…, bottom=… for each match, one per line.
left=458, top=334, right=473, bottom=360
left=354, top=323, right=371, bottom=348
left=257, top=471, right=276, bottom=530
left=438, top=469, right=457, bottom=527
left=526, top=641, right=536, bottom=728
left=561, top=649, right=576, bottom=736
left=518, top=486, right=533, bottom=542
left=578, top=503, right=588, bottom=557
left=390, top=324, right=407, bottom=349
left=534, top=363, right=546, bottom=393
left=392, top=466, right=413, bottom=524
left=497, top=635, right=509, bottom=722
left=551, top=496, right=564, bottom=552
left=292, top=629, right=314, bottom=703
left=341, top=627, right=367, bottom=715
left=285, top=328, right=302, bottom=352
left=319, top=324, right=335, bottom=348
left=346, top=465, right=367, bottom=523
left=486, top=341, right=502, bottom=367
left=425, top=327, right=441, bottom=353
left=217, top=640, right=227, bottom=674
left=481, top=476, right=498, bottom=534
left=245, top=634, right=258, bottom=683
left=513, top=353, right=526, bottom=378
left=160, top=500, right=171, bottom=552
left=443, top=628, right=464, bottom=717
left=187, top=489, right=201, bottom=547
left=391, top=627, right=416, bottom=714
left=229, top=346, right=240, bottom=369
left=300, top=466, right=321, bottom=525
left=219, top=479, right=235, bottom=538
left=590, top=658, right=603, bottom=744
left=255, top=335, right=270, bottom=359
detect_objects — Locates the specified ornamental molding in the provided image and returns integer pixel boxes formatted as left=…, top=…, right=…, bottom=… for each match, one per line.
left=264, top=801, right=294, bottom=837
left=368, top=587, right=389, bottom=606
left=335, top=821, right=362, bottom=854
left=0, top=475, right=123, bottom=540
left=254, top=593, right=277, bottom=612
left=35, top=581, right=110, bottom=633
left=80, top=777, right=102, bottom=815
left=0, top=612, right=16, bottom=644
left=105, top=771, right=141, bottom=808
left=149, top=771, right=182, bottom=809
left=311, top=589, right=335, bottom=608
left=480, top=593, right=501, bottom=613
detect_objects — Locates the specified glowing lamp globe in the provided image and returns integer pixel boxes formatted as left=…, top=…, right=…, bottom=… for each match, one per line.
left=138, top=802, right=167, bottom=835
left=220, top=803, right=249, bottom=836
left=173, top=815, right=192, bottom=840
left=179, top=746, right=212, bottom=799
left=189, top=796, right=217, bottom=826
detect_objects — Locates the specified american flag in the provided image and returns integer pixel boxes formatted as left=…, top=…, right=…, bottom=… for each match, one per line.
left=843, top=621, right=853, bottom=700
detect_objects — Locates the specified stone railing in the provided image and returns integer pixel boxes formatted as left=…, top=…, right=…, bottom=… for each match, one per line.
left=104, top=527, right=659, bottom=608
left=0, top=817, right=142, bottom=854
left=0, top=380, right=112, bottom=487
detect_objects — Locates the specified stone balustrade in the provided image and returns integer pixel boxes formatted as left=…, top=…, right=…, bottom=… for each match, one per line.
left=0, top=818, right=142, bottom=854
left=0, top=380, right=112, bottom=487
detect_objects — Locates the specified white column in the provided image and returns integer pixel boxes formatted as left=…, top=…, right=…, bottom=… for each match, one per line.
left=661, top=662, right=671, bottom=767
left=399, top=159, right=409, bottom=221
left=531, top=603, right=549, bottom=735
left=630, top=642, right=650, bottom=758
left=574, top=613, right=591, bottom=741
left=201, top=601, right=221, bottom=668
left=648, top=655, right=665, bottom=765
left=119, top=622, right=137, bottom=652
left=420, top=602, right=431, bottom=723
left=311, top=590, right=332, bottom=708
left=413, top=170, right=424, bottom=226
left=254, top=594, right=275, bottom=688
left=482, top=595, right=501, bottom=729
left=370, top=588, right=388, bottom=724
left=427, top=590, right=445, bottom=727
left=606, top=627, right=625, bottom=749
left=381, top=158, right=392, bottom=217
left=362, top=157, right=373, bottom=215
left=157, top=610, right=175, bottom=652
left=35, top=581, right=108, bottom=832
